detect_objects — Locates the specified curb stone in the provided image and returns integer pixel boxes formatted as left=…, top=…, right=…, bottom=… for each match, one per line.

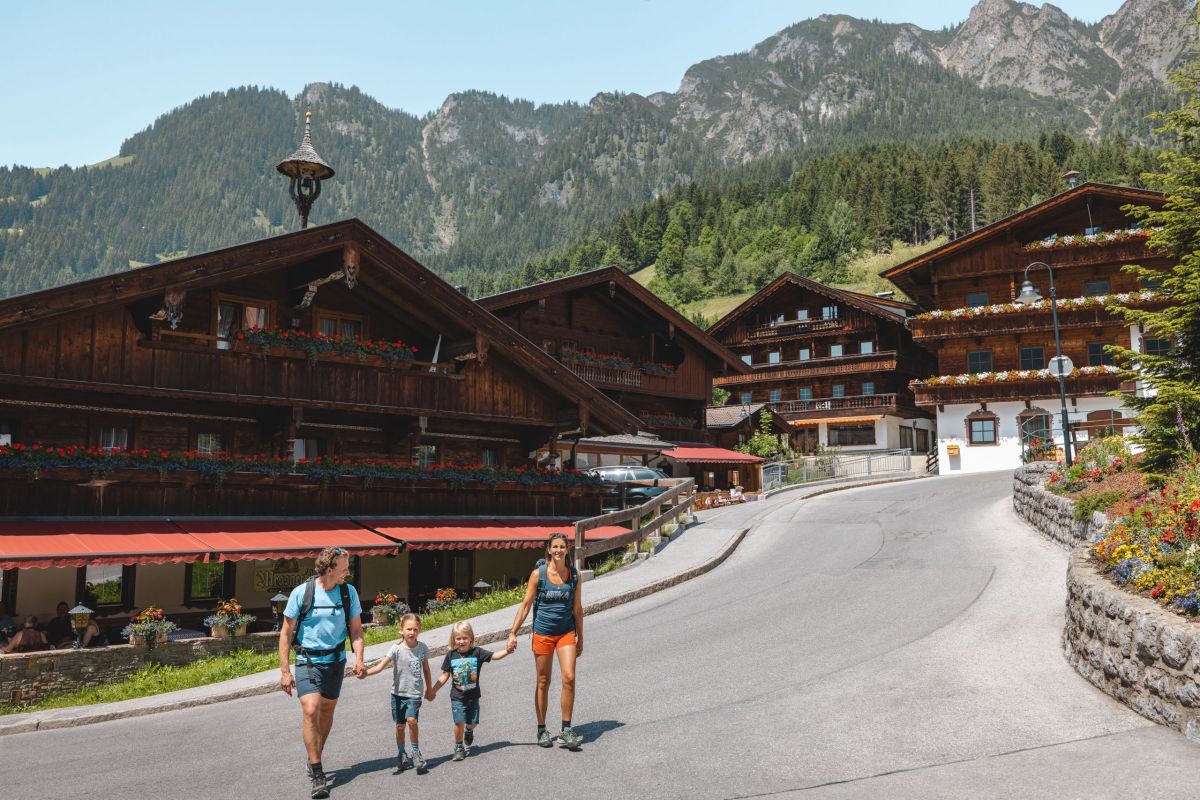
left=0, top=471, right=908, bottom=736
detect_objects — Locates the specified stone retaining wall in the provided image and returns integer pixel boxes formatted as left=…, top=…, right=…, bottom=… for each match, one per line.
left=0, top=632, right=278, bottom=705
left=1065, top=547, right=1200, bottom=743
left=1012, top=463, right=1110, bottom=547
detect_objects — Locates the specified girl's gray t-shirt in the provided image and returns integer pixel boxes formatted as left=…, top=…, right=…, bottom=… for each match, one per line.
left=388, top=641, right=429, bottom=697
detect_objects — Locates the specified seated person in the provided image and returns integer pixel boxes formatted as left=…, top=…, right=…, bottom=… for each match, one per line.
left=730, top=485, right=745, bottom=503
left=0, top=601, right=14, bottom=643
left=44, top=601, right=75, bottom=648
left=82, top=619, right=107, bottom=648
left=3, top=617, right=50, bottom=654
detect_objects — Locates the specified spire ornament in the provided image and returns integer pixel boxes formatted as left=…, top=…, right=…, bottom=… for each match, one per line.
left=276, top=107, right=335, bottom=229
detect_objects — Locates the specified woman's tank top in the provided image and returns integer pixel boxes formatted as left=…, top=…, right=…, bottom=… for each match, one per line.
left=533, top=562, right=577, bottom=636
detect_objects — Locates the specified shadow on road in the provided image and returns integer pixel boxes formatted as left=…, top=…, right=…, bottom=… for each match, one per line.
left=573, top=719, right=625, bottom=743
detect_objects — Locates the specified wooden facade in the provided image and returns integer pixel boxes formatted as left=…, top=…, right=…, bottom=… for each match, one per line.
left=883, top=182, right=1171, bottom=471
left=709, top=273, right=935, bottom=452
left=480, top=267, right=748, bottom=446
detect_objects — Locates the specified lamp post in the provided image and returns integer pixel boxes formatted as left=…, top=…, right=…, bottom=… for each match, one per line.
left=276, top=107, right=335, bottom=229
left=69, top=603, right=94, bottom=649
left=270, top=593, right=289, bottom=632
left=1016, top=261, right=1074, bottom=466
left=472, top=580, right=491, bottom=599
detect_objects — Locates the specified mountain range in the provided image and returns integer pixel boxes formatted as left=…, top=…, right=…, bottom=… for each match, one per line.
left=0, top=0, right=1192, bottom=298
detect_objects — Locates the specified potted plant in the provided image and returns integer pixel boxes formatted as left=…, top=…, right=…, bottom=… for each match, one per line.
left=204, top=598, right=257, bottom=638
left=121, top=605, right=177, bottom=649
left=369, top=591, right=409, bottom=626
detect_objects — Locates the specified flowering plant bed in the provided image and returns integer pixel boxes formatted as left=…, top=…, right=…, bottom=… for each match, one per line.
left=640, top=413, right=695, bottom=429
left=424, top=587, right=461, bottom=614
left=1091, top=456, right=1200, bottom=614
left=912, top=364, right=1121, bottom=387
left=120, top=605, right=178, bottom=647
left=560, top=348, right=634, bottom=371
left=1025, top=226, right=1158, bottom=252
left=203, top=599, right=257, bottom=635
left=0, top=444, right=602, bottom=489
left=370, top=591, right=409, bottom=624
left=640, top=361, right=677, bottom=377
left=913, top=290, right=1161, bottom=321
left=234, top=326, right=416, bottom=365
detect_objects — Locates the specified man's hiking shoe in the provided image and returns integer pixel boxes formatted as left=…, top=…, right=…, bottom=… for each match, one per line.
left=310, top=771, right=329, bottom=799
left=396, top=753, right=410, bottom=772
left=411, top=750, right=427, bottom=771
left=464, top=728, right=474, bottom=748
left=558, top=728, right=583, bottom=749
left=305, top=762, right=313, bottom=778
left=453, top=744, right=466, bottom=762
left=537, top=729, right=555, bottom=747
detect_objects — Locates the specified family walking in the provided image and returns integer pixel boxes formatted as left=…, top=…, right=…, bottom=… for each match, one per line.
left=279, top=535, right=584, bottom=799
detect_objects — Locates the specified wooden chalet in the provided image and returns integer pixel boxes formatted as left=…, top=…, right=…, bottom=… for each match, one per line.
left=709, top=273, right=936, bottom=454
left=705, top=403, right=797, bottom=454
left=883, top=182, right=1171, bottom=473
left=0, top=219, right=644, bottom=622
left=479, top=267, right=749, bottom=458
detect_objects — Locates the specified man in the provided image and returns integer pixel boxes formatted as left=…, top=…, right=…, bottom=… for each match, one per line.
left=45, top=601, right=74, bottom=647
left=278, top=547, right=366, bottom=800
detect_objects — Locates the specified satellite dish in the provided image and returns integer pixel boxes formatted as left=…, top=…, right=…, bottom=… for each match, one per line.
left=1047, top=355, right=1074, bottom=378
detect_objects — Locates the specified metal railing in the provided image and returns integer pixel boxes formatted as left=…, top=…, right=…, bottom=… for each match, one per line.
left=772, top=393, right=902, bottom=414
left=762, top=449, right=913, bottom=491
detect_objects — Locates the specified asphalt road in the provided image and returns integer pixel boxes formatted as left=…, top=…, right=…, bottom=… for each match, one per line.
left=8, top=471, right=1200, bottom=799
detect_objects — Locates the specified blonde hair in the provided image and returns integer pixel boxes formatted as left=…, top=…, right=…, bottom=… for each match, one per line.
left=398, top=612, right=421, bottom=631
left=449, top=620, right=474, bottom=648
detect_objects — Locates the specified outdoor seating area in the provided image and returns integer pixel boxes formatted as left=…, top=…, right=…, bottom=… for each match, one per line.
left=693, top=487, right=748, bottom=510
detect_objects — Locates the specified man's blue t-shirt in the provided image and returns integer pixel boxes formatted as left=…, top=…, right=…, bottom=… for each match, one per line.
left=285, top=580, right=362, bottom=663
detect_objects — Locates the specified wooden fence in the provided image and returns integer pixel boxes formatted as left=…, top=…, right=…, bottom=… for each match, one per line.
left=572, top=477, right=695, bottom=570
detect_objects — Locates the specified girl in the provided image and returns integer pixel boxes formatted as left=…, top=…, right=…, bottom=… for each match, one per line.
left=427, top=621, right=516, bottom=761
left=365, top=613, right=431, bottom=772
left=507, top=532, right=584, bottom=750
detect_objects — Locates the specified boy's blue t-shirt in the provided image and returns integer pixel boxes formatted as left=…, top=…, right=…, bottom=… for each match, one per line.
left=284, top=580, right=362, bottom=663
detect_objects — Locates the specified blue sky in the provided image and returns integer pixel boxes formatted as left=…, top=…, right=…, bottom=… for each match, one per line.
left=5, top=0, right=1124, bottom=168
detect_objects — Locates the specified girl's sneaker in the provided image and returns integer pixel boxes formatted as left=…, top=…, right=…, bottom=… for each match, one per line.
left=558, top=728, right=582, bottom=750
left=537, top=729, right=555, bottom=747
left=453, top=744, right=466, bottom=762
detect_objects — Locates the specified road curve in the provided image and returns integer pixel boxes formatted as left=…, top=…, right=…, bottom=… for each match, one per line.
left=7, top=471, right=1200, bottom=799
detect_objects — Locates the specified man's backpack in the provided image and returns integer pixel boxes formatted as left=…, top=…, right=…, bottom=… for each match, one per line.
left=291, top=576, right=353, bottom=658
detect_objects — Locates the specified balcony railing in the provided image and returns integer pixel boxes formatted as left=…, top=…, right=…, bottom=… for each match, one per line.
left=746, top=318, right=844, bottom=340
left=908, top=294, right=1167, bottom=341
left=771, top=393, right=909, bottom=416
left=912, top=371, right=1132, bottom=407
left=715, top=351, right=899, bottom=386
left=564, top=362, right=643, bottom=387
left=1025, top=239, right=1149, bottom=269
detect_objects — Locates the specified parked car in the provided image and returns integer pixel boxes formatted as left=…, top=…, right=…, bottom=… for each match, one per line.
left=584, top=466, right=669, bottom=508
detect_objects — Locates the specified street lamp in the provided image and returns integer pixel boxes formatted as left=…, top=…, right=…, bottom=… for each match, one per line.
left=270, top=593, right=289, bottom=632
left=1016, top=261, right=1074, bottom=466
left=69, top=603, right=94, bottom=649
left=472, top=580, right=491, bottom=599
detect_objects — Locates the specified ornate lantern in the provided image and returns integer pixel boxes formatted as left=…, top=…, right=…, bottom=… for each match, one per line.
left=270, top=592, right=289, bottom=631
left=69, top=603, right=94, bottom=649
left=276, top=107, right=335, bottom=229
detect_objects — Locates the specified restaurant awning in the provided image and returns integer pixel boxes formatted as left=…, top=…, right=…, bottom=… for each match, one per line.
left=366, top=518, right=629, bottom=551
left=0, top=520, right=211, bottom=570
left=791, top=415, right=883, bottom=426
left=177, top=519, right=401, bottom=562
left=659, top=446, right=764, bottom=464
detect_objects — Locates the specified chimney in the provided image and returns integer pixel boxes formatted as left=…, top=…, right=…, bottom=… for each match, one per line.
left=874, top=291, right=895, bottom=299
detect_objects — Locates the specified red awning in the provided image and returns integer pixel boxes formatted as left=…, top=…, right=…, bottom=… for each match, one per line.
left=0, top=520, right=211, bottom=570
left=177, top=519, right=401, bottom=562
left=659, top=447, right=764, bottom=464
left=365, top=518, right=629, bottom=551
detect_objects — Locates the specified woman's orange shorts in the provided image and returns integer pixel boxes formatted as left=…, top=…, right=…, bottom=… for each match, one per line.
left=531, top=630, right=576, bottom=655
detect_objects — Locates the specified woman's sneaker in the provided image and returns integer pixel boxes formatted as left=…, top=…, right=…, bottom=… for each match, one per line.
left=453, top=744, right=466, bottom=762
left=558, top=728, right=583, bottom=750
left=537, top=729, right=555, bottom=747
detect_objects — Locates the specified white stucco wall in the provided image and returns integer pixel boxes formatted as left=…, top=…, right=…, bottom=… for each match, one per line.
left=812, top=414, right=936, bottom=453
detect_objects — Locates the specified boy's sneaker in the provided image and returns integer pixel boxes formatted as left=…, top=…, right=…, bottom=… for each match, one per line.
left=464, top=728, right=474, bottom=748
left=411, top=749, right=427, bottom=771
left=453, top=744, right=466, bottom=762
left=537, top=729, right=555, bottom=748
left=310, top=772, right=329, bottom=799
left=396, top=753, right=410, bottom=772
left=558, top=728, right=583, bottom=750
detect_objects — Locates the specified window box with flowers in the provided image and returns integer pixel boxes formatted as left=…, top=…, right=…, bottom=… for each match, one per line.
left=233, top=327, right=417, bottom=368
left=121, top=606, right=178, bottom=649
left=560, top=348, right=635, bottom=371
left=640, top=361, right=677, bottom=378
left=1024, top=226, right=1159, bottom=252
left=912, top=290, right=1163, bottom=322
left=204, top=598, right=257, bottom=638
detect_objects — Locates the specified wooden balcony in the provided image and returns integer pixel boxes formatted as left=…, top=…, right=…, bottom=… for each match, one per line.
left=715, top=351, right=899, bottom=386
left=912, top=371, right=1133, bottom=407
left=745, top=318, right=844, bottom=341
left=909, top=298, right=1166, bottom=341
left=1028, top=239, right=1149, bottom=270
left=565, top=362, right=643, bottom=388
left=771, top=393, right=916, bottom=420
left=0, top=468, right=601, bottom=517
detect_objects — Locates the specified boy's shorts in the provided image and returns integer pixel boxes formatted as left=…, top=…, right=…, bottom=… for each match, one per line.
left=531, top=629, right=576, bottom=655
left=391, top=694, right=422, bottom=723
left=451, top=697, right=481, bottom=725
left=295, top=659, right=345, bottom=700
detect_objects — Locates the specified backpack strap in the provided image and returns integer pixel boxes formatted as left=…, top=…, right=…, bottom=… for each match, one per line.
left=339, top=582, right=353, bottom=649
left=291, top=576, right=318, bottom=650
left=533, top=559, right=547, bottom=623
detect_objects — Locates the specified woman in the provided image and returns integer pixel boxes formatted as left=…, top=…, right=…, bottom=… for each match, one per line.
left=507, top=532, right=584, bottom=749
left=2, top=617, right=49, bottom=654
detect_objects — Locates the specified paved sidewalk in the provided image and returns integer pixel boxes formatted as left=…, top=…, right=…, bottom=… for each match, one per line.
left=0, top=472, right=920, bottom=736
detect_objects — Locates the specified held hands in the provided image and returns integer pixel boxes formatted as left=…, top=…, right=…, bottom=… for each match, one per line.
left=506, top=633, right=517, bottom=654
left=425, top=687, right=437, bottom=702
left=352, top=660, right=367, bottom=679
